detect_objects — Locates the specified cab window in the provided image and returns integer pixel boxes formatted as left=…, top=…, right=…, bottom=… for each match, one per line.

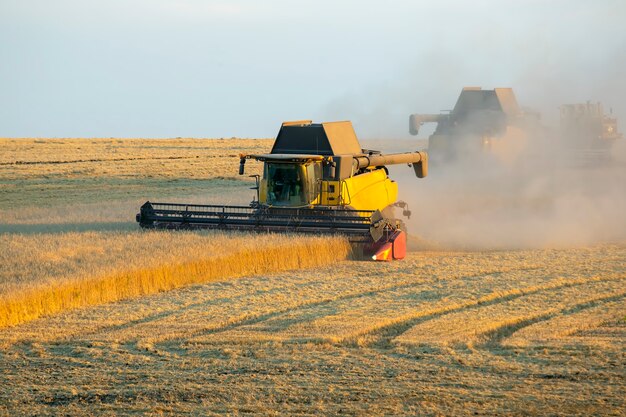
left=266, top=163, right=305, bottom=205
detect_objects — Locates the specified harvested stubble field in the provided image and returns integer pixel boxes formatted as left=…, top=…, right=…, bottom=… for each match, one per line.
left=0, top=138, right=624, bottom=416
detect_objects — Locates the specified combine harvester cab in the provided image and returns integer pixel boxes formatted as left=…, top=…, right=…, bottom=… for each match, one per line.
left=137, top=120, right=428, bottom=261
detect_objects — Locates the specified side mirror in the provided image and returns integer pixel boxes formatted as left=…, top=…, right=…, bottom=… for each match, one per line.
left=239, top=156, right=246, bottom=175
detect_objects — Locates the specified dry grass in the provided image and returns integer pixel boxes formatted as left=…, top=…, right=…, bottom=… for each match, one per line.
left=0, top=231, right=351, bottom=328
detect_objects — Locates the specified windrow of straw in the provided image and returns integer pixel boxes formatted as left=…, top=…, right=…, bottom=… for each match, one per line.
left=0, top=236, right=351, bottom=328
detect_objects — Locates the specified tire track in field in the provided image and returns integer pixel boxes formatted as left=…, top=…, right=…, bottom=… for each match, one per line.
left=158, top=265, right=557, bottom=349
left=184, top=271, right=550, bottom=345
left=172, top=264, right=618, bottom=347
left=0, top=260, right=548, bottom=350
left=390, top=279, right=625, bottom=348
left=85, top=263, right=548, bottom=347
left=0, top=268, right=450, bottom=358
left=501, top=297, right=626, bottom=348
left=0, top=268, right=429, bottom=346
left=477, top=292, right=626, bottom=350
left=149, top=278, right=450, bottom=349
left=343, top=274, right=625, bottom=349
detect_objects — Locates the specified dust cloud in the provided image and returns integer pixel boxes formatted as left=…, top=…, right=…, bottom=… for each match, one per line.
left=345, top=18, right=626, bottom=251
left=387, top=135, right=626, bottom=250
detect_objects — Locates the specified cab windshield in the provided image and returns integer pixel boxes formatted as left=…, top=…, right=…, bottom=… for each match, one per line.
left=266, top=163, right=305, bottom=205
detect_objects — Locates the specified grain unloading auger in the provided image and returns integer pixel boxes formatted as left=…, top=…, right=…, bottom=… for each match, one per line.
left=137, top=120, right=428, bottom=261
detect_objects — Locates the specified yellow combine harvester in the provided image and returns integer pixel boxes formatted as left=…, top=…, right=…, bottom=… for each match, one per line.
left=137, top=120, right=428, bottom=261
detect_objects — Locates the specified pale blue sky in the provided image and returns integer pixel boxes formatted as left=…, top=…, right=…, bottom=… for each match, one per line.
left=1, top=0, right=624, bottom=138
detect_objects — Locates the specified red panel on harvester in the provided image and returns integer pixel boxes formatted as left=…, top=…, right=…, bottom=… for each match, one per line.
left=392, top=230, right=406, bottom=260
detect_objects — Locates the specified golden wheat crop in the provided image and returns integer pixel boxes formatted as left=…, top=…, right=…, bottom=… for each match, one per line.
left=0, top=231, right=351, bottom=328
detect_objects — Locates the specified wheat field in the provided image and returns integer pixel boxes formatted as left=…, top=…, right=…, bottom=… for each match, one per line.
left=0, top=138, right=624, bottom=416
left=0, top=231, right=351, bottom=328
left=0, top=137, right=271, bottom=232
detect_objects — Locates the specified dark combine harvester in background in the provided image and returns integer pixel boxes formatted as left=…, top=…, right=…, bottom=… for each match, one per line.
left=409, top=87, right=541, bottom=162
left=409, top=87, right=621, bottom=164
left=137, top=121, right=428, bottom=261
